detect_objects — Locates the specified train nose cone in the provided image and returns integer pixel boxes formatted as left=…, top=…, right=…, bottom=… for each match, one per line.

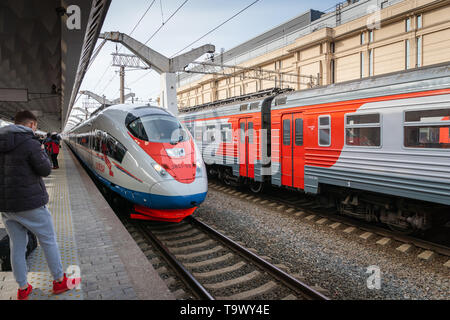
left=149, top=179, right=207, bottom=209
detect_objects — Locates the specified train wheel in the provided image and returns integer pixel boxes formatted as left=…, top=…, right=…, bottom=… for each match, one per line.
left=249, top=181, right=264, bottom=194
left=222, top=170, right=232, bottom=186
left=387, top=223, right=415, bottom=236
left=223, top=176, right=232, bottom=186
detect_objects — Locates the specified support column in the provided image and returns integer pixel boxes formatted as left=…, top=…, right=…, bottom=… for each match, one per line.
left=160, top=73, right=177, bottom=114
left=120, top=66, right=125, bottom=104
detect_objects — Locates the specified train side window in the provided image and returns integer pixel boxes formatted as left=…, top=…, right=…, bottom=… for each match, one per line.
left=80, top=134, right=89, bottom=148
left=240, top=104, right=248, bottom=111
left=318, top=115, right=331, bottom=147
left=195, top=127, right=203, bottom=142
left=240, top=122, right=245, bottom=143
left=103, top=134, right=127, bottom=163
left=206, top=125, right=216, bottom=142
left=221, top=124, right=232, bottom=142
left=404, top=108, right=450, bottom=149
left=275, top=97, right=287, bottom=106
left=185, top=123, right=194, bottom=136
left=94, top=130, right=102, bottom=152
left=248, top=122, right=254, bottom=144
left=295, top=118, right=303, bottom=146
left=283, top=119, right=290, bottom=146
left=345, top=113, right=381, bottom=147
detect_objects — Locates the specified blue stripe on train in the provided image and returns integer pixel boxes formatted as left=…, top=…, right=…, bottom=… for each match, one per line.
left=73, top=146, right=206, bottom=209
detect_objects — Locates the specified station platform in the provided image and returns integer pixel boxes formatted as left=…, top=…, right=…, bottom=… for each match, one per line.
left=0, top=146, right=174, bottom=300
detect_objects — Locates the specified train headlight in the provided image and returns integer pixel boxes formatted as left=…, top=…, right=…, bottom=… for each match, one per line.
left=166, top=148, right=185, bottom=158
left=196, top=159, right=204, bottom=177
left=152, top=163, right=167, bottom=176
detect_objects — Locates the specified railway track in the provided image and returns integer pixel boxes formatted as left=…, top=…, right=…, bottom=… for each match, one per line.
left=126, top=216, right=329, bottom=301
left=209, top=180, right=450, bottom=260
left=79, top=151, right=329, bottom=300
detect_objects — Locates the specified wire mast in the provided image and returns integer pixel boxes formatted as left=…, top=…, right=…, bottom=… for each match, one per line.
left=111, top=52, right=148, bottom=103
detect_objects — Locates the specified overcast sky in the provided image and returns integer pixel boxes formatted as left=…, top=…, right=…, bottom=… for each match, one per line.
left=74, top=0, right=338, bottom=118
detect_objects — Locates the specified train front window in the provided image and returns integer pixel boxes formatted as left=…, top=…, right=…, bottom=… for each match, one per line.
left=404, top=109, right=450, bottom=149
left=128, top=115, right=189, bottom=144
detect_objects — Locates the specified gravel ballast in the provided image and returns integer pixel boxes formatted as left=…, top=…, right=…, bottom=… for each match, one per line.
left=194, top=186, right=450, bottom=300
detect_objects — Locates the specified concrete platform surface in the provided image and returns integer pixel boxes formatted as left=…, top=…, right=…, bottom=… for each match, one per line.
left=0, top=147, right=174, bottom=300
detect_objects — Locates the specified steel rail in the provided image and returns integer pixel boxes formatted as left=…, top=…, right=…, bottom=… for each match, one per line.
left=132, top=222, right=215, bottom=300
left=187, top=216, right=330, bottom=300
left=210, top=180, right=450, bottom=258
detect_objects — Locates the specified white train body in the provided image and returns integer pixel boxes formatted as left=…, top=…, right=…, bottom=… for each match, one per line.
left=66, top=104, right=208, bottom=222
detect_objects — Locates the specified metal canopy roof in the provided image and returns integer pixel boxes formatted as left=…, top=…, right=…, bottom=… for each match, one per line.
left=0, top=0, right=110, bottom=132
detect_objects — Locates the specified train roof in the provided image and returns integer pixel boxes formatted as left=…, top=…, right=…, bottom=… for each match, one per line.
left=178, top=88, right=292, bottom=121
left=179, top=63, right=450, bottom=121
left=68, top=104, right=170, bottom=133
left=274, top=63, right=450, bottom=110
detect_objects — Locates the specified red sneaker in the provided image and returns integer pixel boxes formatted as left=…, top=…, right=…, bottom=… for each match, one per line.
left=53, top=274, right=81, bottom=294
left=17, top=283, right=32, bottom=300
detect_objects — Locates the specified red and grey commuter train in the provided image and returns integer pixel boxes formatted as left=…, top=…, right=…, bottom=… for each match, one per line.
left=179, top=63, right=450, bottom=232
left=66, top=104, right=207, bottom=222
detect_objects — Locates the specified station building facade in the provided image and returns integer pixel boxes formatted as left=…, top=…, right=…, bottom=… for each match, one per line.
left=176, top=0, right=450, bottom=109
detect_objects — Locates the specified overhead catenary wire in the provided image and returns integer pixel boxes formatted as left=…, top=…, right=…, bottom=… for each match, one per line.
left=91, top=1, right=158, bottom=93
left=143, top=0, right=190, bottom=46
left=98, top=2, right=442, bottom=110
left=103, top=0, right=261, bottom=103
left=124, top=0, right=192, bottom=91
left=159, top=0, right=164, bottom=24
left=86, top=39, right=107, bottom=72
left=130, top=0, right=157, bottom=36
left=125, top=0, right=263, bottom=102
left=171, top=0, right=261, bottom=58
left=93, top=0, right=191, bottom=108
left=128, top=70, right=154, bottom=86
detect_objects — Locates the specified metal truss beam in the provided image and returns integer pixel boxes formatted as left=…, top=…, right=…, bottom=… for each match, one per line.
left=112, top=53, right=149, bottom=69
left=98, top=31, right=215, bottom=115
left=186, top=61, right=320, bottom=87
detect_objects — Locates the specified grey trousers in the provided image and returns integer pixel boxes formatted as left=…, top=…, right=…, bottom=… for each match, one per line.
left=1, top=206, right=64, bottom=287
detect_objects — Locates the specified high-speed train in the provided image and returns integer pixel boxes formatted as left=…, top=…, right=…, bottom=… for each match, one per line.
left=66, top=104, right=208, bottom=222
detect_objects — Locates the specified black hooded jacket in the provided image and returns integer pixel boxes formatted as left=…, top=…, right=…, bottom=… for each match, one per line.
left=0, top=125, right=52, bottom=212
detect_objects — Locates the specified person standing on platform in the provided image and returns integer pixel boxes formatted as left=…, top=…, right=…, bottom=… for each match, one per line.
left=0, top=110, right=79, bottom=300
left=48, top=133, right=61, bottom=169
left=43, top=132, right=52, bottom=157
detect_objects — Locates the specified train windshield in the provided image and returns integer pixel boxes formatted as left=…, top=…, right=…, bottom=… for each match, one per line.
left=127, top=114, right=189, bottom=144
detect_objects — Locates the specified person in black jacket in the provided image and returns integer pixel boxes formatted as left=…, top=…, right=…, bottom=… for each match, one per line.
left=43, top=132, right=52, bottom=156
left=0, top=111, right=78, bottom=300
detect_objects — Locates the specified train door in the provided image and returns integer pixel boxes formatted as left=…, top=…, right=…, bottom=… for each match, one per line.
left=239, top=118, right=249, bottom=177
left=292, top=113, right=305, bottom=189
left=281, top=113, right=305, bottom=188
left=281, top=114, right=293, bottom=186
left=247, top=121, right=255, bottom=178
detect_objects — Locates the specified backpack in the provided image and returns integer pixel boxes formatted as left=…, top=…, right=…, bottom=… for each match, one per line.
left=0, top=231, right=37, bottom=271
left=51, top=141, right=60, bottom=154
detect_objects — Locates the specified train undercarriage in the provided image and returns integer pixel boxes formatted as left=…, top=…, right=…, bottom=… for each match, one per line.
left=321, top=185, right=450, bottom=233
left=207, top=164, right=450, bottom=234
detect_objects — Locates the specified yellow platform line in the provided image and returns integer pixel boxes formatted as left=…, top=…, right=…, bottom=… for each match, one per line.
left=26, top=151, right=83, bottom=300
